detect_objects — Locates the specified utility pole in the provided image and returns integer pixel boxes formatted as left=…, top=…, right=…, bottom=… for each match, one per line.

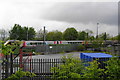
left=43, top=26, right=46, bottom=44
left=27, top=28, right=28, bottom=40
left=96, top=23, right=99, bottom=39
left=43, top=26, right=47, bottom=54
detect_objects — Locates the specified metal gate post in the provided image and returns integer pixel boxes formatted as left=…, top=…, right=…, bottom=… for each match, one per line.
left=10, top=53, right=13, bottom=75
left=5, top=55, right=9, bottom=78
left=19, top=48, right=23, bottom=68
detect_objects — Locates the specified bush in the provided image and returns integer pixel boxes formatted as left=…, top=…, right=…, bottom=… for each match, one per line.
left=6, top=69, right=36, bottom=80
left=82, top=60, right=104, bottom=78
left=105, top=57, right=120, bottom=79
left=51, top=54, right=84, bottom=79
left=51, top=54, right=104, bottom=79
left=77, top=44, right=85, bottom=51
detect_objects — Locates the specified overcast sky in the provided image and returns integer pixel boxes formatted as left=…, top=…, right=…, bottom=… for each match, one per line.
left=0, top=0, right=119, bottom=37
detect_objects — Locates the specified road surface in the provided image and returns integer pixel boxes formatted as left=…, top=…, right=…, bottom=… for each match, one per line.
left=30, top=52, right=81, bottom=59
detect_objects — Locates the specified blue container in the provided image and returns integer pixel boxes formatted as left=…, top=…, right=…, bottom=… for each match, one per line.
left=80, top=53, right=112, bottom=61
left=80, top=53, right=113, bottom=68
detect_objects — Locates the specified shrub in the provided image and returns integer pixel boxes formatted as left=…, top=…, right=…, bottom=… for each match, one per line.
left=6, top=69, right=36, bottom=80
left=51, top=54, right=84, bottom=79
left=77, top=44, right=85, bottom=51
left=105, top=57, right=120, bottom=79
left=82, top=60, right=104, bottom=78
left=51, top=54, right=104, bottom=79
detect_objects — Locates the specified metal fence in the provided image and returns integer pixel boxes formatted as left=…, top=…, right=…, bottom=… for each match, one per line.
left=2, top=57, right=118, bottom=80
left=35, top=44, right=79, bottom=54
left=2, top=58, right=63, bottom=80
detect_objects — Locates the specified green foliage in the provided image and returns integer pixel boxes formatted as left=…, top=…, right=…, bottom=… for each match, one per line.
left=77, top=44, right=85, bottom=51
left=0, top=41, right=13, bottom=55
left=89, top=36, right=95, bottom=41
left=51, top=54, right=84, bottom=79
left=27, top=27, right=36, bottom=40
left=78, top=29, right=94, bottom=40
left=46, top=30, right=63, bottom=40
left=1, top=40, right=36, bottom=80
left=91, top=39, right=104, bottom=49
left=6, top=69, right=36, bottom=80
left=98, top=32, right=110, bottom=40
left=51, top=54, right=120, bottom=79
left=63, top=27, right=78, bottom=40
left=78, top=31, right=87, bottom=40
left=118, top=34, right=120, bottom=43
left=0, top=40, right=21, bottom=55
left=9, top=24, right=36, bottom=40
left=34, top=52, right=43, bottom=55
left=51, top=54, right=105, bottom=79
left=105, top=57, right=120, bottom=79
left=82, top=60, right=104, bottom=78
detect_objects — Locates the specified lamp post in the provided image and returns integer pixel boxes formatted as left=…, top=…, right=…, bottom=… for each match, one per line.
left=96, top=23, right=99, bottom=39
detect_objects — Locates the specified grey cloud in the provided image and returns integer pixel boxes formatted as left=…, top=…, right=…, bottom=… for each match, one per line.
left=42, top=2, right=118, bottom=25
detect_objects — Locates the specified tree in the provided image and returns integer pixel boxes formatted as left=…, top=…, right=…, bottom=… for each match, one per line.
left=78, top=31, right=87, bottom=40
left=53, top=30, right=63, bottom=40
left=46, top=30, right=63, bottom=41
left=28, top=27, right=36, bottom=40
left=9, top=24, right=22, bottom=40
left=98, top=32, right=110, bottom=40
left=0, top=40, right=36, bottom=79
left=35, top=29, right=48, bottom=40
left=0, top=29, right=9, bottom=41
left=85, top=29, right=93, bottom=36
left=9, top=24, right=36, bottom=40
left=63, top=27, right=78, bottom=40
left=118, top=34, right=120, bottom=43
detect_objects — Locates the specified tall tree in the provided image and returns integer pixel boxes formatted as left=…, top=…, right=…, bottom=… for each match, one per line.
left=9, top=24, right=36, bottom=40
left=9, top=24, right=22, bottom=40
left=78, top=31, right=87, bottom=40
left=98, top=32, right=110, bottom=40
left=53, top=30, right=63, bottom=40
left=84, top=29, right=93, bottom=39
left=46, top=30, right=63, bottom=40
left=63, top=27, right=78, bottom=40
left=28, top=27, right=36, bottom=40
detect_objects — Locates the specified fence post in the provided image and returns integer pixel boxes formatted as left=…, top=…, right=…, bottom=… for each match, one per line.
left=0, top=55, right=2, bottom=79
left=19, top=48, right=23, bottom=68
left=10, top=53, right=13, bottom=75
left=5, top=55, right=9, bottom=78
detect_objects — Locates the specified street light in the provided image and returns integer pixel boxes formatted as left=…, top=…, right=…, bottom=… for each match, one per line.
left=96, top=23, right=99, bottom=39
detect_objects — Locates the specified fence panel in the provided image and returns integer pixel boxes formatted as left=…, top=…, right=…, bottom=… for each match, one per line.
left=35, top=44, right=79, bottom=54
left=2, top=58, right=63, bottom=80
